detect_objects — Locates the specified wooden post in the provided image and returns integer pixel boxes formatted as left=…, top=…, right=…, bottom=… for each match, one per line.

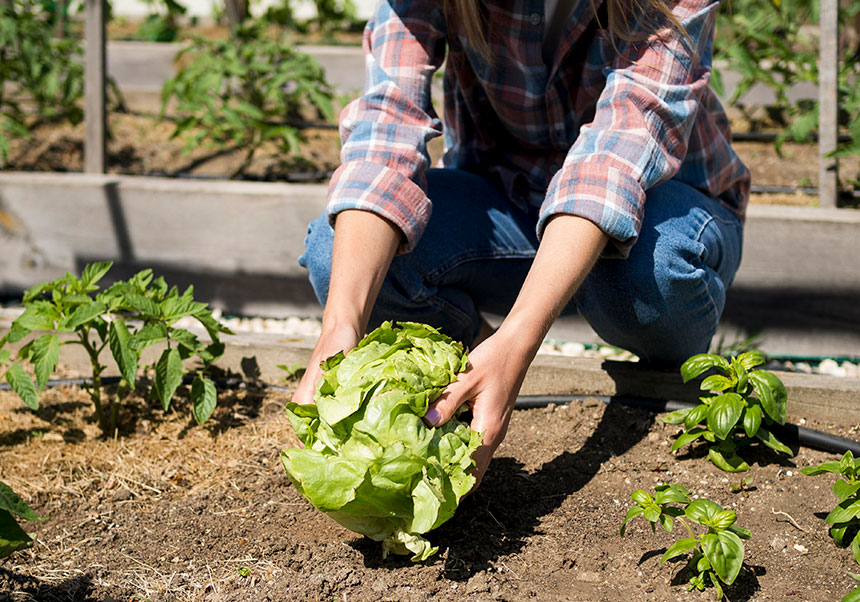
left=84, top=0, right=106, bottom=174
left=818, top=0, right=839, bottom=208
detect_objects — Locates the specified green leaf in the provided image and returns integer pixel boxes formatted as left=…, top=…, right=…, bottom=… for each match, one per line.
left=826, top=498, right=860, bottom=525
left=620, top=505, right=644, bottom=536
left=700, top=374, right=733, bottom=392
left=6, top=364, right=38, bottom=410
left=0, top=482, right=44, bottom=522
left=853, top=532, right=860, bottom=566
left=686, top=498, right=723, bottom=525
left=672, top=427, right=707, bottom=452
left=680, top=353, right=730, bottom=382
left=0, top=509, right=33, bottom=558
left=708, top=448, right=750, bottom=472
left=801, top=460, right=847, bottom=477
left=61, top=301, right=106, bottom=331
left=755, top=427, right=794, bottom=456
left=662, top=407, right=691, bottom=425
left=154, top=348, right=183, bottom=411
left=701, top=530, right=744, bottom=585
left=748, top=370, right=787, bottom=424
left=832, top=523, right=850, bottom=547
left=122, top=292, right=161, bottom=317
left=710, top=509, right=738, bottom=530
left=631, top=489, right=653, bottom=506
left=30, top=334, right=60, bottom=392
left=109, top=321, right=138, bottom=387
left=684, top=404, right=709, bottom=429
left=14, top=306, right=56, bottom=332
left=80, top=261, right=113, bottom=290
left=654, top=484, right=691, bottom=505
left=842, top=584, right=860, bottom=602
left=737, top=351, right=766, bottom=370
left=661, top=537, right=699, bottom=563
left=191, top=375, right=217, bottom=425
left=742, top=404, right=762, bottom=438
left=834, top=481, right=860, bottom=503
left=129, top=322, right=169, bottom=351
left=707, top=393, right=745, bottom=440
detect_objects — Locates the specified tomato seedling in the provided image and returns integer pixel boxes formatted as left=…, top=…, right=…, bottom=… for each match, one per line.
left=620, top=483, right=750, bottom=600
left=0, top=262, right=232, bottom=432
left=663, top=351, right=792, bottom=472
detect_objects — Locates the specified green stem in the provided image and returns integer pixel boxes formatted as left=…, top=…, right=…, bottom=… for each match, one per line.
left=79, top=329, right=107, bottom=432
left=678, top=516, right=698, bottom=542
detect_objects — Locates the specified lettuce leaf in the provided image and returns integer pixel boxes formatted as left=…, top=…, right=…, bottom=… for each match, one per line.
left=282, top=321, right=480, bottom=561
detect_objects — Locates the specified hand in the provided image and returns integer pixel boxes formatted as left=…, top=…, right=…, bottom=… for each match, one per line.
left=291, top=324, right=360, bottom=406
left=422, top=329, right=533, bottom=488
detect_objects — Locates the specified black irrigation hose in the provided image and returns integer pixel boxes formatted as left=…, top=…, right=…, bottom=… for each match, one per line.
left=515, top=394, right=860, bottom=457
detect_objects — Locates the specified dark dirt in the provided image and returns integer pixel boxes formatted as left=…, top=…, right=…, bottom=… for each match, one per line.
left=1, top=375, right=859, bottom=602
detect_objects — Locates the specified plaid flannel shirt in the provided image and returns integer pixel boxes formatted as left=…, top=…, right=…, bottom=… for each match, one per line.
left=325, top=0, right=750, bottom=256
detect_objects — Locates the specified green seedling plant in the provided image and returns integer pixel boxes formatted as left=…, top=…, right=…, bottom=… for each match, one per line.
left=801, top=450, right=860, bottom=601
left=620, top=484, right=751, bottom=600
left=0, top=262, right=232, bottom=433
left=0, top=481, right=46, bottom=558
left=663, top=351, right=792, bottom=472
left=161, top=18, right=335, bottom=177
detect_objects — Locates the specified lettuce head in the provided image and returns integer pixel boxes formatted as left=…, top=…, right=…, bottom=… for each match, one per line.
left=281, top=321, right=481, bottom=561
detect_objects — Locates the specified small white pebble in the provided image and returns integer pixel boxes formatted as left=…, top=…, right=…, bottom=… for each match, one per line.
left=793, top=544, right=808, bottom=554
left=818, top=359, right=841, bottom=376
left=786, top=470, right=793, bottom=477
left=560, top=342, right=586, bottom=356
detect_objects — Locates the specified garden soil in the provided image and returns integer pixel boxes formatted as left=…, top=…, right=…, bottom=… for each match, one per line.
left=1, top=371, right=859, bottom=601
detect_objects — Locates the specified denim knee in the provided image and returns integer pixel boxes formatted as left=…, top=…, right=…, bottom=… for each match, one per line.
left=574, top=182, right=743, bottom=367
left=298, top=213, right=334, bottom=306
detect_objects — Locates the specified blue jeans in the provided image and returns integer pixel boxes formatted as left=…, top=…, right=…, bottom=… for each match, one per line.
left=299, top=168, right=743, bottom=367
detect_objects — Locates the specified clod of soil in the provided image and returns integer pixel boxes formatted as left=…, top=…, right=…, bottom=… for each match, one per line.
left=1, top=378, right=859, bottom=601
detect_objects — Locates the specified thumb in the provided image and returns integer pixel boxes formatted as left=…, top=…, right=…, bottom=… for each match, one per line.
left=424, top=373, right=474, bottom=427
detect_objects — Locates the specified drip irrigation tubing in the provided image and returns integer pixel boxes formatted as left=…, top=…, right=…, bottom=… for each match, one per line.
left=515, top=394, right=860, bottom=457
left=3, top=376, right=857, bottom=457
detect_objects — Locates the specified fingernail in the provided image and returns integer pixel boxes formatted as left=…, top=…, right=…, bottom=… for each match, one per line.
left=424, top=407, right=441, bottom=426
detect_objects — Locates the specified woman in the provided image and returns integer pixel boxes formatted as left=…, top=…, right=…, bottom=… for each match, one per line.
left=294, top=0, right=749, bottom=486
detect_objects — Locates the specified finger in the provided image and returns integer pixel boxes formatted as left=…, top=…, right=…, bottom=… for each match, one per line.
left=424, top=372, right=476, bottom=427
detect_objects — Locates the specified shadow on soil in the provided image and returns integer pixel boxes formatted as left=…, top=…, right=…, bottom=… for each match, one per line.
left=0, top=568, right=95, bottom=602
left=357, top=403, right=655, bottom=578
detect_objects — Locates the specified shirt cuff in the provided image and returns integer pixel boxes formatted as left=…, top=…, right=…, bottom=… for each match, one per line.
left=326, top=161, right=432, bottom=253
left=537, top=161, right=645, bottom=258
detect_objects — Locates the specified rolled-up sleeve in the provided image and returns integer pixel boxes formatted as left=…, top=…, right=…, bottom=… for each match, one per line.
left=325, top=0, right=446, bottom=252
left=538, top=0, right=720, bottom=257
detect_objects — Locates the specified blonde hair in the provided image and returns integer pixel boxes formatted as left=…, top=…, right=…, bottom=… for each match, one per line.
left=447, top=0, right=690, bottom=60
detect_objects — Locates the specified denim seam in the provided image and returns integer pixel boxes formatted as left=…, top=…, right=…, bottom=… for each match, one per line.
left=693, top=215, right=723, bottom=340
left=424, top=248, right=536, bottom=286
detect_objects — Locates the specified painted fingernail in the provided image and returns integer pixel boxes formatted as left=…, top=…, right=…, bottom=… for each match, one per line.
left=424, top=407, right=441, bottom=426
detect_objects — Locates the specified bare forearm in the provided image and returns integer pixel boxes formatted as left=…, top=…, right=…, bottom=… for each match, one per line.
left=322, top=209, right=402, bottom=336
left=497, top=214, right=609, bottom=358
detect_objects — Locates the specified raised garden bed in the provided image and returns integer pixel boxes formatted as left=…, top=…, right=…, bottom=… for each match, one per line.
left=3, top=111, right=860, bottom=200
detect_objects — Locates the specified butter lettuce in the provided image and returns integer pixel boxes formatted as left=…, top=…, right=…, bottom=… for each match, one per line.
left=281, top=321, right=481, bottom=561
